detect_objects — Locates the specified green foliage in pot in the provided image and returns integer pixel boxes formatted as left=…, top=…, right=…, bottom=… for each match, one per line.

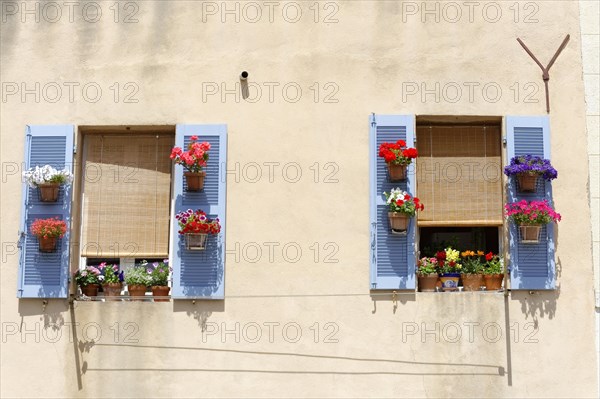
left=125, top=267, right=151, bottom=286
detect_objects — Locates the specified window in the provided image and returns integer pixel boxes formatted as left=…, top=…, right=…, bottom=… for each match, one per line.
left=80, top=131, right=174, bottom=259
left=18, top=124, right=228, bottom=299
left=415, top=116, right=503, bottom=227
left=369, top=114, right=556, bottom=291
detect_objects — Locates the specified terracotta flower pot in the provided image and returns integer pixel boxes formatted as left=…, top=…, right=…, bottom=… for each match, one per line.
left=519, top=224, right=542, bottom=243
left=387, top=163, right=407, bottom=181
left=102, top=283, right=123, bottom=300
left=128, top=284, right=147, bottom=300
left=81, top=284, right=100, bottom=297
left=184, top=171, right=206, bottom=192
left=461, top=274, right=483, bottom=291
left=417, top=274, right=439, bottom=292
left=517, top=173, right=538, bottom=192
left=38, top=236, right=58, bottom=252
left=152, top=286, right=170, bottom=302
left=439, top=273, right=460, bottom=292
left=388, top=212, right=409, bottom=232
left=38, top=183, right=60, bottom=202
left=184, top=233, right=208, bottom=250
left=484, top=274, right=504, bottom=291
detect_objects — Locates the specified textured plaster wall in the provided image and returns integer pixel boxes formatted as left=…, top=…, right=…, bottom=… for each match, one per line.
left=0, top=1, right=597, bottom=398
left=579, top=0, right=600, bottom=395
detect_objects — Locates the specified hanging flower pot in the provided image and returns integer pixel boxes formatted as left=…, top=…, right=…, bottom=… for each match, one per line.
left=81, top=284, right=100, bottom=297
left=38, top=236, right=58, bottom=252
left=504, top=155, right=557, bottom=190
left=171, top=136, right=211, bottom=192
left=184, top=171, right=206, bottom=192
left=23, top=165, right=72, bottom=201
left=383, top=189, right=423, bottom=233
left=388, top=212, right=409, bottom=232
left=519, top=224, right=542, bottom=243
left=152, top=286, right=170, bottom=302
left=378, top=140, right=417, bottom=182
left=185, top=233, right=208, bottom=250
left=38, top=183, right=60, bottom=202
left=516, top=173, right=538, bottom=193
left=31, top=217, right=67, bottom=253
left=387, top=163, right=407, bottom=181
left=417, top=273, right=439, bottom=292
left=439, top=273, right=461, bottom=291
left=461, top=274, right=483, bottom=291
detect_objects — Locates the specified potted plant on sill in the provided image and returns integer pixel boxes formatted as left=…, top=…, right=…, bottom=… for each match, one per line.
left=504, top=155, right=557, bottom=193
left=175, top=209, right=221, bottom=250
left=170, top=135, right=211, bottom=191
left=74, top=266, right=102, bottom=297
left=378, top=140, right=418, bottom=181
left=98, top=262, right=124, bottom=299
left=483, top=252, right=504, bottom=291
left=383, top=188, right=424, bottom=233
left=417, top=257, right=439, bottom=292
left=30, top=217, right=67, bottom=252
left=436, top=247, right=462, bottom=292
left=504, top=200, right=561, bottom=243
left=23, top=165, right=73, bottom=202
left=460, top=250, right=485, bottom=291
left=145, top=260, right=171, bottom=302
left=124, top=266, right=151, bottom=300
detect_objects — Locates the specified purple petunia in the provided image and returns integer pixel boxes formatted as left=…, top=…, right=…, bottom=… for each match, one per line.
left=504, top=155, right=557, bottom=181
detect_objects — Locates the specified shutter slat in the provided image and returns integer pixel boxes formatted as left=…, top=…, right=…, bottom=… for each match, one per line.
left=370, top=115, right=416, bottom=290
left=506, top=116, right=556, bottom=290
left=171, top=125, right=227, bottom=299
left=18, top=125, right=74, bottom=298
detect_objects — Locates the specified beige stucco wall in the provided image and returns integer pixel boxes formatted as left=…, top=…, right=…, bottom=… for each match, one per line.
left=1, top=1, right=597, bottom=397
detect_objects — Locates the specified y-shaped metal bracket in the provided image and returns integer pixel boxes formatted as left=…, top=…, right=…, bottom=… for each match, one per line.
left=517, top=34, right=570, bottom=113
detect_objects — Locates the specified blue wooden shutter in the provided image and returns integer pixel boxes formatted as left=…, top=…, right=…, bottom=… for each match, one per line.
left=506, top=116, right=556, bottom=289
left=18, top=125, right=74, bottom=298
left=171, top=125, right=227, bottom=299
left=369, top=115, right=416, bottom=290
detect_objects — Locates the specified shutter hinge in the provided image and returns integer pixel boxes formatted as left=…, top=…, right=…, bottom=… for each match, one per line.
left=502, top=136, right=507, bottom=146
left=73, top=144, right=77, bottom=154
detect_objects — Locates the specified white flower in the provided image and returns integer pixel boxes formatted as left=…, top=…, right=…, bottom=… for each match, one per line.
left=23, top=165, right=73, bottom=188
left=98, top=275, right=105, bottom=282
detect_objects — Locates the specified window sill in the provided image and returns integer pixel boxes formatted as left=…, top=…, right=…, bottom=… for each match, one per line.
left=76, top=295, right=171, bottom=302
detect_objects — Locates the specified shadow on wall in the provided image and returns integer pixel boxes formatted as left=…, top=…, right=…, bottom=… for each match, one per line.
left=86, top=342, right=506, bottom=377
left=512, top=290, right=559, bottom=322
left=18, top=298, right=69, bottom=329
left=370, top=292, right=416, bottom=314
left=173, top=300, right=225, bottom=331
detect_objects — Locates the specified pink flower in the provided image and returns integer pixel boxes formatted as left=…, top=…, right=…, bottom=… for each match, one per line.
left=191, top=135, right=198, bottom=141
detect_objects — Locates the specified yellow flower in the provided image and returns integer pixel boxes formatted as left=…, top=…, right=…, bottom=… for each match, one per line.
left=477, top=250, right=484, bottom=256
left=461, top=251, right=468, bottom=257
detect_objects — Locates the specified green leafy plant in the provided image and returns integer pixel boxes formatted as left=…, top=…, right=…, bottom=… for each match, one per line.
left=417, top=257, right=438, bottom=276
left=460, top=250, right=485, bottom=274
left=483, top=253, right=503, bottom=275
left=125, top=267, right=151, bottom=286
left=98, top=262, right=123, bottom=284
left=383, top=188, right=424, bottom=216
left=141, top=260, right=171, bottom=287
left=74, top=266, right=101, bottom=286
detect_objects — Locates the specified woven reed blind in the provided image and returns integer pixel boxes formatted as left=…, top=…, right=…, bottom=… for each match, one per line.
left=416, top=125, right=503, bottom=226
left=81, top=134, right=173, bottom=257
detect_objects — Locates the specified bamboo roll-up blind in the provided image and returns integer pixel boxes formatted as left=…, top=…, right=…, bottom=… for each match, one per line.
left=81, top=134, right=173, bottom=257
left=416, top=125, right=503, bottom=226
